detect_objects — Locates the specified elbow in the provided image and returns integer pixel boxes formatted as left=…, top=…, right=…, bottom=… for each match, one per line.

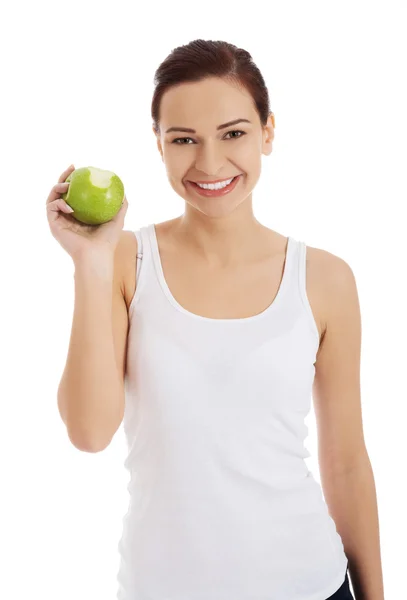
left=57, top=396, right=104, bottom=452
left=57, top=390, right=124, bottom=453
left=67, top=427, right=112, bottom=453
left=65, top=412, right=123, bottom=453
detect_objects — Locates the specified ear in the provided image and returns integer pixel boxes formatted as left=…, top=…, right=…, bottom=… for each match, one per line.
left=262, top=112, right=275, bottom=156
left=153, top=127, right=164, bottom=162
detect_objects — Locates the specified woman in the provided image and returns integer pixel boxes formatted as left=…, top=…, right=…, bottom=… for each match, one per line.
left=48, top=39, right=384, bottom=600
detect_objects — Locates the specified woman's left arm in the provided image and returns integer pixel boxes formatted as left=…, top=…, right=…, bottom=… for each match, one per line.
left=312, top=252, right=385, bottom=600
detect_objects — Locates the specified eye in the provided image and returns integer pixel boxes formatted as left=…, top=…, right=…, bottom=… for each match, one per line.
left=225, top=130, right=245, bottom=140
left=171, top=130, right=246, bottom=145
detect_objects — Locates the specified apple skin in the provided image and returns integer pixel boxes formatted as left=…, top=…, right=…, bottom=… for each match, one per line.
left=61, top=166, right=125, bottom=225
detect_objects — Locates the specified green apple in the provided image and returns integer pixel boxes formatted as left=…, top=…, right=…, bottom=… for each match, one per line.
left=61, top=166, right=125, bottom=225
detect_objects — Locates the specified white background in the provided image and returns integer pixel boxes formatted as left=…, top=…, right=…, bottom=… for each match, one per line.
left=1, top=1, right=405, bottom=598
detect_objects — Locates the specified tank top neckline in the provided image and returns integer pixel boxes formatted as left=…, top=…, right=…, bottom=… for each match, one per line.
left=146, top=223, right=295, bottom=324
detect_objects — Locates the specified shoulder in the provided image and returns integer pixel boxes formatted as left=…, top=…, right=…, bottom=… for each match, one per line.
left=305, top=242, right=359, bottom=339
left=306, top=242, right=356, bottom=284
left=117, top=229, right=138, bottom=258
left=113, top=230, right=137, bottom=279
left=308, top=243, right=357, bottom=295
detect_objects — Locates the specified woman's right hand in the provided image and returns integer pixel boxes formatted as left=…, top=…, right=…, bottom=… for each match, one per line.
left=46, top=164, right=128, bottom=263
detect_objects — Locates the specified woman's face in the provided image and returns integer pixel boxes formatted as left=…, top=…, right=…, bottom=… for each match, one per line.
left=154, top=76, right=275, bottom=218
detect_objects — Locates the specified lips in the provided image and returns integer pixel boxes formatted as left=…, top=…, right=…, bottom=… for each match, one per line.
left=187, top=174, right=241, bottom=197
left=190, top=175, right=241, bottom=184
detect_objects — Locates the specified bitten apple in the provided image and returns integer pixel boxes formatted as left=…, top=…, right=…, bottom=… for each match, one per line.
left=62, top=166, right=125, bottom=225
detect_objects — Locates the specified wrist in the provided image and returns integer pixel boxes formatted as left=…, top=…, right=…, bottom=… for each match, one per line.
left=73, top=248, right=115, bottom=280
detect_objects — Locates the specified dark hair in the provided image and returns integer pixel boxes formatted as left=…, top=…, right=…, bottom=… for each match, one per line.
left=151, top=39, right=272, bottom=135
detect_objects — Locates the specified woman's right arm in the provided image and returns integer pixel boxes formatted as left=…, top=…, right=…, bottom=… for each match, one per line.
left=57, top=241, right=129, bottom=452
left=47, top=164, right=130, bottom=452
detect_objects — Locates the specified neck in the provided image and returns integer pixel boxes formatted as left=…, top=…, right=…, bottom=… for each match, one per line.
left=172, top=203, right=268, bottom=268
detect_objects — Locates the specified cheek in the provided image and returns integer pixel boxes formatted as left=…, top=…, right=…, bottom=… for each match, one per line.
left=165, top=150, right=191, bottom=172
left=235, top=138, right=259, bottom=161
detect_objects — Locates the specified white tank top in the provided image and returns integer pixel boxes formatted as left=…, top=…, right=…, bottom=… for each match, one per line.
left=117, top=223, right=349, bottom=600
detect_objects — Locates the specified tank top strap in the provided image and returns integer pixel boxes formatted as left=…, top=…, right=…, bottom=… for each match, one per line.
left=297, top=240, right=307, bottom=287
left=296, top=239, right=320, bottom=345
left=134, top=225, right=154, bottom=280
left=134, top=228, right=143, bottom=280
left=279, top=235, right=300, bottom=302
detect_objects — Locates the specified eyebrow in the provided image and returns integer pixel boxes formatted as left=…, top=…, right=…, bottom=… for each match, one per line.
left=165, top=118, right=252, bottom=134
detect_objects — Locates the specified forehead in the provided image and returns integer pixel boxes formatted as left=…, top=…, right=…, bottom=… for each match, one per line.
left=159, top=77, right=256, bottom=128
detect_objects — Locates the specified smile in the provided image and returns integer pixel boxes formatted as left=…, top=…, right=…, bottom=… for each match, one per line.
left=187, top=175, right=242, bottom=197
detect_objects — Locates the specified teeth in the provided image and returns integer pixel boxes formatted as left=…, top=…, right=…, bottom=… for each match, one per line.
left=196, top=177, right=234, bottom=190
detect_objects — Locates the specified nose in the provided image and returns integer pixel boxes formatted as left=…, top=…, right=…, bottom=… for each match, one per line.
left=193, top=141, right=226, bottom=178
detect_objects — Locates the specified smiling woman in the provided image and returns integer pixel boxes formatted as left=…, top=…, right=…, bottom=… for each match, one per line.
left=43, top=36, right=382, bottom=600
left=106, top=38, right=371, bottom=600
